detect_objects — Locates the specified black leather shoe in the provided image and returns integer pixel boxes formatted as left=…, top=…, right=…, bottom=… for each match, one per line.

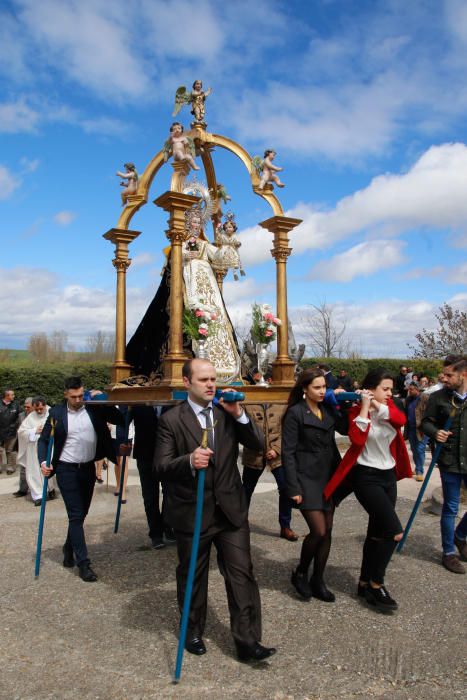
left=291, top=568, right=312, bottom=599
left=34, top=499, right=42, bottom=507
left=63, top=544, right=75, bottom=568
left=78, top=563, right=98, bottom=582
left=184, top=636, right=206, bottom=655
left=357, top=582, right=368, bottom=598
left=235, top=641, right=277, bottom=663
left=310, top=577, right=336, bottom=602
left=47, top=489, right=57, bottom=500
left=13, top=490, right=28, bottom=498
left=364, top=585, right=398, bottom=611
left=151, top=537, right=166, bottom=550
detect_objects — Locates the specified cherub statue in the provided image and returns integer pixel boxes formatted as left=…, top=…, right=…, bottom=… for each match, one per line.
left=216, top=183, right=231, bottom=204
left=162, top=122, right=199, bottom=171
left=252, top=149, right=285, bottom=190
left=115, top=162, right=138, bottom=206
left=172, top=80, right=213, bottom=126
left=213, top=212, right=246, bottom=281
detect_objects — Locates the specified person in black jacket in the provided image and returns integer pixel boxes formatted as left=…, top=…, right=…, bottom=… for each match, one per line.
left=39, top=377, right=123, bottom=582
left=421, top=356, right=467, bottom=574
left=0, top=388, right=21, bottom=474
left=282, top=368, right=348, bottom=602
left=131, top=404, right=174, bottom=549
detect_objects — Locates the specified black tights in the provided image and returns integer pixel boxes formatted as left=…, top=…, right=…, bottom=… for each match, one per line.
left=297, top=508, right=334, bottom=580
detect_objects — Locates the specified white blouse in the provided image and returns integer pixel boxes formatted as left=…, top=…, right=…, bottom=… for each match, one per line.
left=354, top=404, right=396, bottom=470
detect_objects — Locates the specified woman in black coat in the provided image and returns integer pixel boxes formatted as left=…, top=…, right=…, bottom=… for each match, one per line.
left=282, top=368, right=348, bottom=602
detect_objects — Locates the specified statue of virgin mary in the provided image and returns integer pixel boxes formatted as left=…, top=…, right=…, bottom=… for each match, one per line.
left=126, top=183, right=241, bottom=383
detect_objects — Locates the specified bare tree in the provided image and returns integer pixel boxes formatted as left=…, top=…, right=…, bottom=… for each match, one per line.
left=49, top=330, right=68, bottom=361
left=409, top=303, right=467, bottom=358
left=85, top=331, right=115, bottom=360
left=28, top=333, right=49, bottom=362
left=300, top=302, right=349, bottom=357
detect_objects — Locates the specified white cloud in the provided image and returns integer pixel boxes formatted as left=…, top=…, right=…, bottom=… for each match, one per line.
left=18, top=0, right=150, bottom=100
left=448, top=262, right=467, bottom=284
left=0, top=99, right=40, bottom=133
left=239, top=143, right=467, bottom=266
left=308, top=240, right=406, bottom=282
left=53, top=211, right=76, bottom=226
left=130, top=252, right=155, bottom=269
left=0, top=165, right=21, bottom=200
left=290, top=294, right=467, bottom=358
left=0, top=266, right=151, bottom=348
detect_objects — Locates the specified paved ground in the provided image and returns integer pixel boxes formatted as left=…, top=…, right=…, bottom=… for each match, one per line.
left=0, top=460, right=465, bottom=700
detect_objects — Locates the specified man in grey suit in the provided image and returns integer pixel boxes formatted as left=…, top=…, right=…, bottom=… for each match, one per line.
left=154, top=358, right=276, bottom=663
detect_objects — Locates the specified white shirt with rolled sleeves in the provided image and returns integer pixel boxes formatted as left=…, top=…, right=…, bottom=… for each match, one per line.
left=354, top=403, right=397, bottom=470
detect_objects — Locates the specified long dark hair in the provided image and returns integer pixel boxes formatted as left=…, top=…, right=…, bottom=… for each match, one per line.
left=361, top=368, right=394, bottom=390
left=286, top=368, right=325, bottom=411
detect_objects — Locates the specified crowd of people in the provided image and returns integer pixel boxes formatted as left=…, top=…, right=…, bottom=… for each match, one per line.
left=0, top=354, right=465, bottom=662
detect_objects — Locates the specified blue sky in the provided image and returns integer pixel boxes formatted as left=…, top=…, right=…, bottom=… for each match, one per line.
left=1, top=0, right=466, bottom=357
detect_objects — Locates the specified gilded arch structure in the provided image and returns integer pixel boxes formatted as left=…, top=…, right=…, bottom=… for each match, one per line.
left=104, top=124, right=302, bottom=399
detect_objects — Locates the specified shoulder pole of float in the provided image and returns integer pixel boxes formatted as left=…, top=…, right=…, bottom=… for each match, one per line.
left=34, top=419, right=56, bottom=577
left=397, top=409, right=455, bottom=553
left=114, top=406, right=131, bottom=534
left=173, top=428, right=209, bottom=684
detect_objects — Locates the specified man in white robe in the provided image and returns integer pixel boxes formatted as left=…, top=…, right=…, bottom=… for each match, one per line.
left=18, top=397, right=56, bottom=506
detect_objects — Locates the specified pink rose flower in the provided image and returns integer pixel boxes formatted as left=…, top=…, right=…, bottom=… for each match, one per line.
left=199, top=327, right=208, bottom=336
left=195, top=310, right=203, bottom=317
left=265, top=329, right=273, bottom=337
left=273, top=317, right=282, bottom=326
left=211, top=313, right=217, bottom=320
left=263, top=312, right=274, bottom=321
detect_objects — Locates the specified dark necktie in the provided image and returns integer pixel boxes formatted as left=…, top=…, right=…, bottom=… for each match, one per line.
left=200, top=407, right=214, bottom=451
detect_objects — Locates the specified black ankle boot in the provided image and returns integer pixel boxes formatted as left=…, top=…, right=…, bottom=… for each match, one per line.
left=310, top=577, right=336, bottom=602
left=291, top=568, right=312, bottom=599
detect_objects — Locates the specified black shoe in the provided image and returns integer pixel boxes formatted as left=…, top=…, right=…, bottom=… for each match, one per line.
left=184, top=636, right=206, bottom=655
left=357, top=582, right=368, bottom=598
left=235, top=641, right=277, bottom=663
left=163, top=529, right=176, bottom=545
left=310, top=577, right=336, bottom=602
left=63, top=544, right=75, bottom=568
left=47, top=489, right=57, bottom=500
left=151, top=537, right=166, bottom=550
left=96, top=477, right=104, bottom=484
left=291, top=568, right=312, bottom=599
left=364, top=585, right=398, bottom=611
left=34, top=499, right=42, bottom=507
left=78, top=563, right=98, bottom=582
left=13, top=490, right=28, bottom=498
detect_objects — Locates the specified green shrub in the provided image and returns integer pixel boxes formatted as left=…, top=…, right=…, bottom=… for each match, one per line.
left=0, top=363, right=111, bottom=406
left=299, top=357, right=443, bottom=384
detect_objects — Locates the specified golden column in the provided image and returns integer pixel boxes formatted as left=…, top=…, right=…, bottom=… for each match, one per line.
left=259, top=215, right=302, bottom=385
left=153, top=190, right=200, bottom=385
left=104, top=228, right=141, bottom=383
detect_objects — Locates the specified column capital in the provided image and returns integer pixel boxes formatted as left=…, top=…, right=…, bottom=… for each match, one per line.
left=112, top=258, right=131, bottom=271
left=258, top=215, right=302, bottom=235
left=153, top=191, right=199, bottom=213
left=103, top=227, right=141, bottom=246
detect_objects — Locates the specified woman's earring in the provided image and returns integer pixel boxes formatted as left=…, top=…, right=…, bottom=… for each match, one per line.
left=302, top=392, right=306, bottom=399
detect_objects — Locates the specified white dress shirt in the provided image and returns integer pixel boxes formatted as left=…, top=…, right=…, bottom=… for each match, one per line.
left=60, top=406, right=97, bottom=464
left=354, top=404, right=396, bottom=470
left=187, top=397, right=249, bottom=471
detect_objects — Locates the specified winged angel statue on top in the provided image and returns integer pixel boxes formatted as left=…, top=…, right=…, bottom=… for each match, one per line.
left=172, top=80, right=213, bottom=127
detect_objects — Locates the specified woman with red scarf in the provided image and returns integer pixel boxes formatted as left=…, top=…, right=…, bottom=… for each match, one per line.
left=324, top=369, right=412, bottom=612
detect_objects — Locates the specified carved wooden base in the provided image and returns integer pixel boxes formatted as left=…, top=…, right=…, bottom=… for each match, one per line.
left=271, top=358, right=296, bottom=385
left=111, top=361, right=133, bottom=384
left=105, top=382, right=294, bottom=405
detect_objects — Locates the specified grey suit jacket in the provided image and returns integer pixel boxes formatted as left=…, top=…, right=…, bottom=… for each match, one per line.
left=153, top=402, right=263, bottom=533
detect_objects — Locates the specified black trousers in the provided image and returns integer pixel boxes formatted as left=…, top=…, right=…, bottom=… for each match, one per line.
left=175, top=509, right=261, bottom=646
left=55, top=461, right=95, bottom=566
left=135, top=459, right=166, bottom=540
left=353, top=465, right=402, bottom=585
